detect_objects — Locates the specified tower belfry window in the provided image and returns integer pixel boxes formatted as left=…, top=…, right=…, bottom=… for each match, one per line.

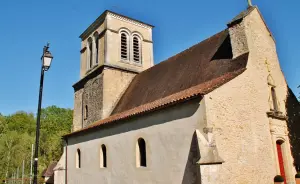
left=133, top=36, right=141, bottom=63
left=87, top=38, right=93, bottom=69
left=94, top=32, right=99, bottom=64
left=120, top=32, right=129, bottom=60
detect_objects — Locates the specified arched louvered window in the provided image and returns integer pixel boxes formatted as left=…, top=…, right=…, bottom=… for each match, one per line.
left=100, top=144, right=107, bottom=168
left=76, top=149, right=81, bottom=168
left=132, top=35, right=141, bottom=63
left=87, top=38, right=93, bottom=69
left=136, top=138, right=146, bottom=167
left=94, top=32, right=99, bottom=64
left=120, top=31, right=129, bottom=60
left=271, top=87, right=278, bottom=111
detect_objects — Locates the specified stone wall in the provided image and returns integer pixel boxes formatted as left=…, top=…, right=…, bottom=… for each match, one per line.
left=80, top=22, right=106, bottom=79
left=73, top=67, right=136, bottom=130
left=73, top=88, right=83, bottom=131
left=67, top=99, right=208, bottom=184
left=82, top=73, right=103, bottom=127
left=73, top=11, right=154, bottom=131
left=105, top=16, right=154, bottom=73
left=203, top=7, right=296, bottom=183
left=54, top=150, right=66, bottom=184
left=102, top=68, right=136, bottom=119
left=286, top=87, right=300, bottom=169
left=79, top=12, right=154, bottom=79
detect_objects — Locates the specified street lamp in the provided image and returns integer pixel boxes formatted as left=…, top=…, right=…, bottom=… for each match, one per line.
left=33, top=43, right=53, bottom=184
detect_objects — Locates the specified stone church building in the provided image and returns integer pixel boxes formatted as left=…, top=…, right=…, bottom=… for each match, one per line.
left=54, top=5, right=300, bottom=184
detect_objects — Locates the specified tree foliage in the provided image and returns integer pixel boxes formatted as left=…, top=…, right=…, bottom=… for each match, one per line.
left=298, top=85, right=300, bottom=101
left=0, top=106, right=73, bottom=180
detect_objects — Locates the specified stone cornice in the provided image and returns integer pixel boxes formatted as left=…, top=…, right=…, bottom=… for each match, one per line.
left=72, top=64, right=139, bottom=90
left=107, top=28, right=153, bottom=43
left=80, top=12, right=106, bottom=40
left=73, top=65, right=104, bottom=90
left=143, top=39, right=153, bottom=43
left=103, top=63, right=141, bottom=74
left=267, top=111, right=286, bottom=120
left=80, top=10, right=154, bottom=40
left=80, top=47, right=86, bottom=53
left=107, top=11, right=154, bottom=30
left=107, top=28, right=118, bottom=33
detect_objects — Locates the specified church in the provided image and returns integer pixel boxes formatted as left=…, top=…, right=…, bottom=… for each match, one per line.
left=54, top=4, right=300, bottom=184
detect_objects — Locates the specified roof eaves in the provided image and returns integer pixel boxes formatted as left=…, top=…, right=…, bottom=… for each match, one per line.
left=79, top=11, right=108, bottom=40
left=79, top=10, right=154, bottom=40
left=106, top=10, right=154, bottom=28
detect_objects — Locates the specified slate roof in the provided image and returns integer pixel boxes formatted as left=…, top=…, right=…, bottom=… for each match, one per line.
left=64, top=28, right=249, bottom=138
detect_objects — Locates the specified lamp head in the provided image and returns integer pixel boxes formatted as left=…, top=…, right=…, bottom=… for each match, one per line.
left=41, top=44, right=53, bottom=71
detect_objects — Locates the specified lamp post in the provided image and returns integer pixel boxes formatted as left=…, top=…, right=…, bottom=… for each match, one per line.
left=33, top=43, right=53, bottom=184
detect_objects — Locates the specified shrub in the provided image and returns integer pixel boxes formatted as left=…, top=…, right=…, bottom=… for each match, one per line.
left=274, top=175, right=284, bottom=182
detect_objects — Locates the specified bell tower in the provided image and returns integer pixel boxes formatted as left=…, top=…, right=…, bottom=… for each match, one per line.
left=72, top=10, right=154, bottom=131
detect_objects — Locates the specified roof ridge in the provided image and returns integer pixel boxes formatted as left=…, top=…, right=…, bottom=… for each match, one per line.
left=145, top=29, right=228, bottom=73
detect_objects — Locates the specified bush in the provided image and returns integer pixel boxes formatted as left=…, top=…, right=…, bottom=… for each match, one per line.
left=274, top=175, right=284, bottom=182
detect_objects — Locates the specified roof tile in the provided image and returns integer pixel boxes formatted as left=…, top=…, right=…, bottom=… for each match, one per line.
left=64, top=28, right=249, bottom=138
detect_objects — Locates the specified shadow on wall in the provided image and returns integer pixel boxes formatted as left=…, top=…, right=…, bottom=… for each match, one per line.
left=286, top=87, right=300, bottom=170
left=181, top=131, right=201, bottom=184
left=69, top=97, right=202, bottom=145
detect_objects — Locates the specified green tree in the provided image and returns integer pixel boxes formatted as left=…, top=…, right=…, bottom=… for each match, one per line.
left=0, top=106, right=73, bottom=180
left=0, top=114, right=7, bottom=135
left=39, top=106, right=73, bottom=172
left=298, top=85, right=300, bottom=100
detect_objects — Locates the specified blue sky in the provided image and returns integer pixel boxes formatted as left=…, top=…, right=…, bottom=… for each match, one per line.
left=0, top=0, right=299, bottom=115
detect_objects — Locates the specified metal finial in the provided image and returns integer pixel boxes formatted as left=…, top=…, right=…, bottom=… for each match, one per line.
left=43, top=42, right=50, bottom=53
left=248, top=0, right=253, bottom=7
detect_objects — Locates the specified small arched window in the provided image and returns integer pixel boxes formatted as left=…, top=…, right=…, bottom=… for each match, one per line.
left=120, top=31, right=129, bottom=60
left=76, top=149, right=81, bottom=168
left=93, top=32, right=99, bottom=64
left=271, top=87, right=278, bottom=111
left=87, top=38, right=93, bottom=69
left=132, top=35, right=141, bottom=63
left=100, top=144, right=107, bottom=168
left=84, top=105, right=88, bottom=120
left=137, top=138, right=146, bottom=167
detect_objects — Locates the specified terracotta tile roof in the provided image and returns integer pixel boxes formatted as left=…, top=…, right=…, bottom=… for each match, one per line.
left=42, top=162, right=57, bottom=177
left=64, top=65, right=247, bottom=138
left=64, top=28, right=249, bottom=138
left=112, top=29, right=246, bottom=114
